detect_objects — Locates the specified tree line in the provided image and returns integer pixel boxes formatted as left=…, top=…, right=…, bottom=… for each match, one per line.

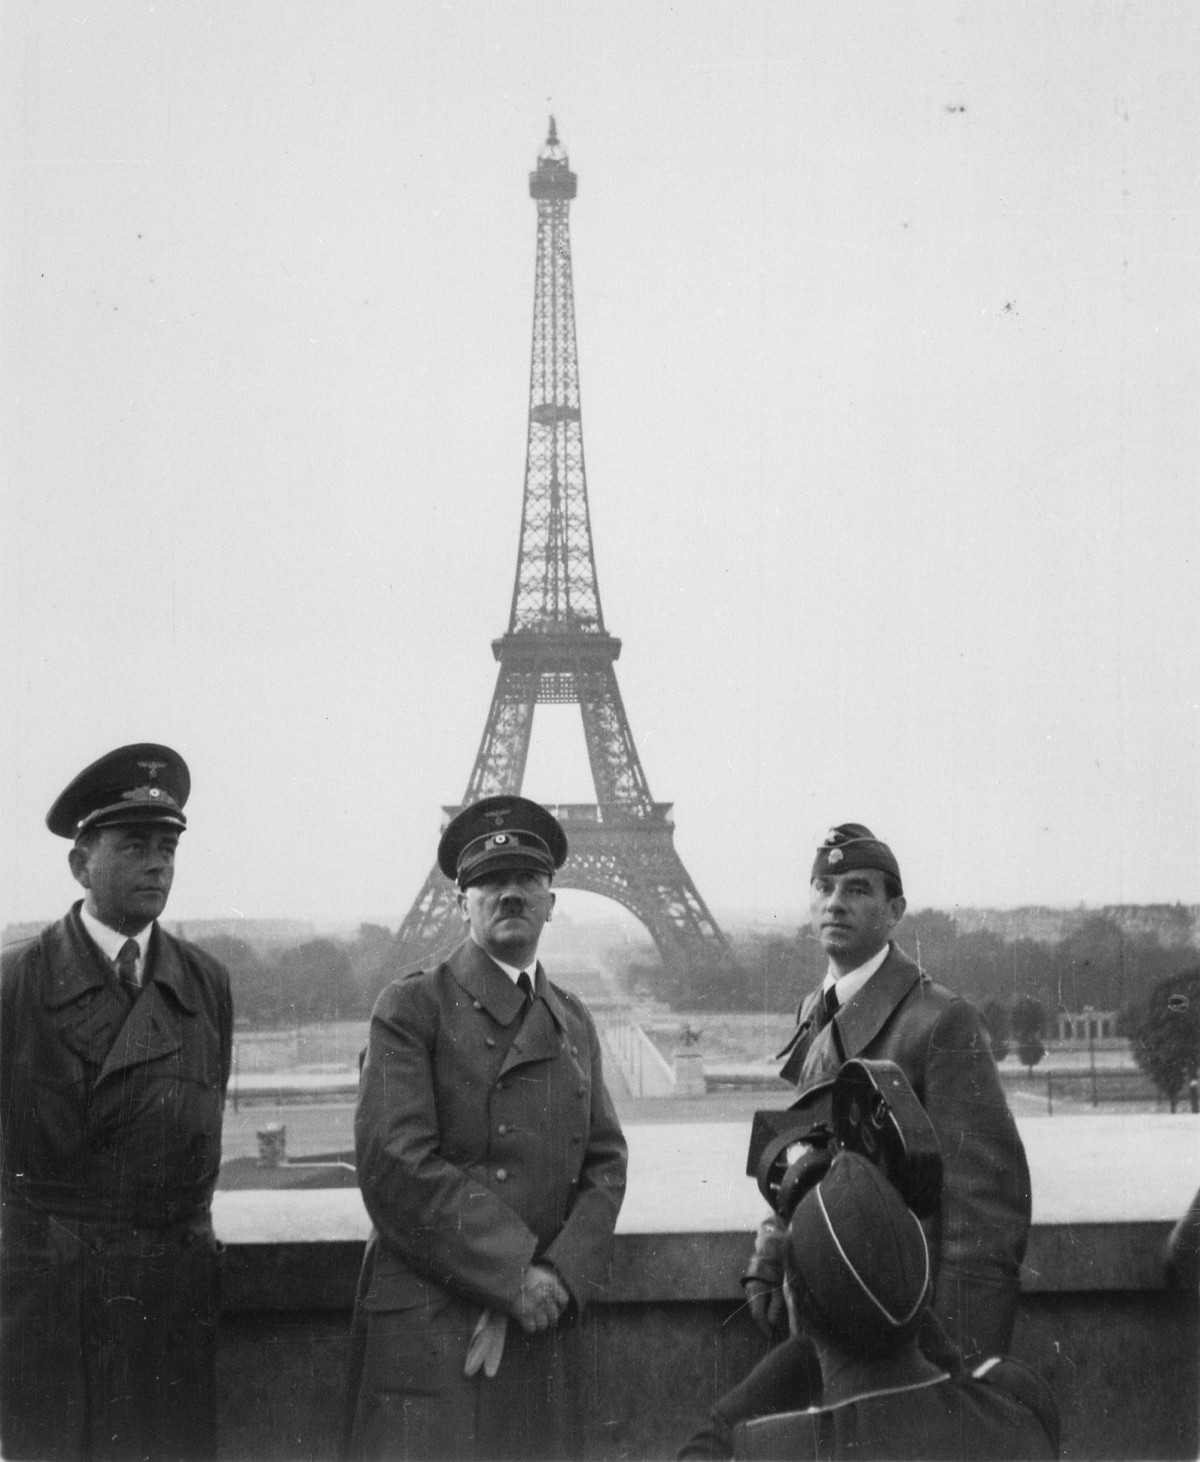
left=192, top=923, right=396, bottom=1027
left=193, top=908, right=1200, bottom=1111
left=644, top=910, right=1200, bottom=1110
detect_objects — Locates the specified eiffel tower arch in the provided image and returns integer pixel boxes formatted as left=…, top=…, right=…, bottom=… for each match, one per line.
left=396, top=121, right=741, bottom=991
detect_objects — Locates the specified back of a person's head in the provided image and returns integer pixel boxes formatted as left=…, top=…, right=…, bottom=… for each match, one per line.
left=784, top=1150, right=930, bottom=1359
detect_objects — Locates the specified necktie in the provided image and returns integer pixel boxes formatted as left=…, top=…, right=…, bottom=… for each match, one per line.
left=116, top=939, right=141, bottom=1000
left=517, top=971, right=533, bottom=1003
left=821, top=984, right=840, bottom=1025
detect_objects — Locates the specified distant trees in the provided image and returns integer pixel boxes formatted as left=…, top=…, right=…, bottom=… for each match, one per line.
left=190, top=906, right=1199, bottom=1048
left=1011, top=996, right=1047, bottom=1074
left=724, top=930, right=825, bottom=1014
left=194, top=925, right=395, bottom=1026
left=1125, top=969, right=1200, bottom=1111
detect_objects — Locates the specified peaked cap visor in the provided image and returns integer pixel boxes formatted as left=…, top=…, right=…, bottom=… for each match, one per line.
left=47, top=743, right=190, bottom=839
left=438, top=795, right=568, bottom=886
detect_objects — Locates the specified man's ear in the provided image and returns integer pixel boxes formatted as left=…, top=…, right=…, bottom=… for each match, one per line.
left=545, top=890, right=555, bottom=922
left=455, top=887, right=471, bottom=924
left=888, top=894, right=907, bottom=929
left=68, top=845, right=91, bottom=890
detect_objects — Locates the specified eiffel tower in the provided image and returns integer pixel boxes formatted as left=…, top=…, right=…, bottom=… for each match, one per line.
left=396, top=120, right=739, bottom=989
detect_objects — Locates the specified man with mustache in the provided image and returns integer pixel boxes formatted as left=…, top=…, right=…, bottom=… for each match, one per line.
left=346, top=795, right=627, bottom=1461
left=743, top=825, right=1030, bottom=1371
left=0, top=744, right=232, bottom=1461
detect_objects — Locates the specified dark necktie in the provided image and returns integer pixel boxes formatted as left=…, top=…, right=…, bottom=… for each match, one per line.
left=116, top=939, right=141, bottom=1000
left=821, top=984, right=840, bottom=1026
left=517, top=971, right=533, bottom=1003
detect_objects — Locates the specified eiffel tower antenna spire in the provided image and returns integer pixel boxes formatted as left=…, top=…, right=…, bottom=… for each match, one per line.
left=396, top=124, right=740, bottom=990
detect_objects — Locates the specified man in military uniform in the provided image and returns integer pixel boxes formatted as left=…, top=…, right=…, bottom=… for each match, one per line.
left=683, top=1152, right=1058, bottom=1460
left=744, top=824, right=1030, bottom=1369
left=0, top=744, right=232, bottom=1461
left=346, top=795, right=628, bottom=1461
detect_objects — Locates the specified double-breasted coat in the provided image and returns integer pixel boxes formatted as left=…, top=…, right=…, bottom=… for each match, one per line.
left=0, top=905, right=232, bottom=1461
left=777, top=942, right=1031, bottom=1363
left=346, top=937, right=628, bottom=1461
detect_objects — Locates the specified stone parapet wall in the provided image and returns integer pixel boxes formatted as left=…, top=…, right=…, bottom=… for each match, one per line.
left=216, top=1221, right=1197, bottom=1461
left=213, top=1115, right=1200, bottom=1459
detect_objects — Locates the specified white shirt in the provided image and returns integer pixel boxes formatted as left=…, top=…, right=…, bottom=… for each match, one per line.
left=470, top=935, right=536, bottom=990
left=821, top=941, right=891, bottom=1012
left=489, top=954, right=537, bottom=991
left=79, top=903, right=152, bottom=985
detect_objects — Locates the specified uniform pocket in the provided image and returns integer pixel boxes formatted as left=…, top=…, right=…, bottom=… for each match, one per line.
left=362, top=1251, right=439, bottom=1313
left=360, top=1290, right=473, bottom=1398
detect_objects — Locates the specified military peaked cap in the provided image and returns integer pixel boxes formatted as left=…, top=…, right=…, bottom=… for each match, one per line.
left=438, top=795, right=567, bottom=888
left=47, top=743, right=190, bottom=839
left=811, top=823, right=902, bottom=893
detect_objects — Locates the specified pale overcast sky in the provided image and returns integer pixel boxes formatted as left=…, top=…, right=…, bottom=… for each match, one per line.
left=3, top=2, right=1196, bottom=929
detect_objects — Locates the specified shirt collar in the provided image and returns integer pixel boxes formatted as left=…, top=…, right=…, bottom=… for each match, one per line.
left=78, top=903, right=152, bottom=968
left=822, top=941, right=890, bottom=1007
left=469, top=934, right=535, bottom=986
left=490, top=954, right=536, bottom=986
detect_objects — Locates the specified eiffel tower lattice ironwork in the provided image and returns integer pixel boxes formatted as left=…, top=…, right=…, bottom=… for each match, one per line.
left=396, top=120, right=739, bottom=986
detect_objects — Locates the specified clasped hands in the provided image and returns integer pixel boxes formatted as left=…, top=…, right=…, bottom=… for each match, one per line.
left=464, top=1262, right=569, bottom=1379
left=513, top=1261, right=570, bottom=1334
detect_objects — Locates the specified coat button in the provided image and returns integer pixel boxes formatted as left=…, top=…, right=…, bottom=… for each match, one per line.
left=473, top=1000, right=483, bottom=1010
left=486, top=1037, right=497, bottom=1048
left=571, top=1045, right=579, bottom=1055
left=498, top=1124, right=508, bottom=1135
left=495, top=1169, right=508, bottom=1182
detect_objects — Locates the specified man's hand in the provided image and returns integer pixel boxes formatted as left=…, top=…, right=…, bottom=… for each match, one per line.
left=742, top=1214, right=788, bottom=1339
left=512, top=1262, right=570, bottom=1334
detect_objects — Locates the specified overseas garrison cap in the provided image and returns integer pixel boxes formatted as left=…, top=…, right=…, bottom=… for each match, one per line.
left=811, top=823, right=902, bottom=893
left=785, top=1151, right=930, bottom=1354
left=46, top=743, right=190, bottom=840
left=438, top=795, right=568, bottom=889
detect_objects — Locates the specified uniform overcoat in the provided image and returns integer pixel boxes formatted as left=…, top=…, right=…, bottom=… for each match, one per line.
left=0, top=905, right=232, bottom=1461
left=777, top=943, right=1031, bottom=1364
left=347, top=937, right=628, bottom=1461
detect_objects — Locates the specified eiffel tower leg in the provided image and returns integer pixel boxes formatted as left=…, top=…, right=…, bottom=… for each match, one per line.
left=396, top=664, right=540, bottom=966
left=393, top=864, right=463, bottom=967
left=464, top=666, right=539, bottom=801
left=577, top=667, right=654, bottom=812
left=559, top=821, right=740, bottom=987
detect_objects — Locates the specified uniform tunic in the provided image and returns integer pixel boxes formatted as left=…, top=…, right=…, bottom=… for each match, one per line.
left=0, top=905, right=231, bottom=1461
left=346, top=938, right=628, bottom=1460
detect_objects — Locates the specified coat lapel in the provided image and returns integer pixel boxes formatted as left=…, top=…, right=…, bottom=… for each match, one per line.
left=449, top=939, right=528, bottom=1027
left=39, top=910, right=133, bottom=1068
left=499, top=966, right=566, bottom=1075
left=42, top=907, right=110, bottom=1010
left=95, top=927, right=187, bottom=1083
left=781, top=945, right=924, bottom=1089
left=776, top=986, right=823, bottom=1065
left=445, top=943, right=568, bottom=1075
left=831, top=947, right=923, bottom=1059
